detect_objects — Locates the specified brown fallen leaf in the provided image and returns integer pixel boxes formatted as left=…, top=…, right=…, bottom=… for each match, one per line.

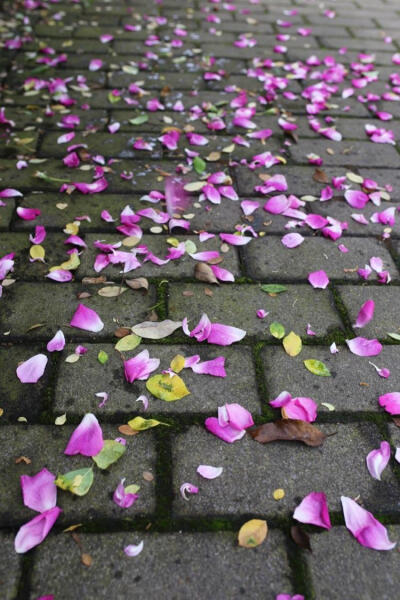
left=118, top=424, right=138, bottom=436
left=182, top=290, right=194, bottom=297
left=81, top=553, right=92, bottom=567
left=204, top=287, right=213, bottom=297
left=114, top=327, right=131, bottom=338
left=81, top=276, right=106, bottom=285
left=15, top=456, right=31, bottom=464
left=291, top=525, right=312, bottom=552
left=249, top=419, right=327, bottom=447
left=195, top=262, right=218, bottom=284
left=143, top=471, right=154, bottom=482
left=63, top=524, right=82, bottom=533
left=392, top=417, right=400, bottom=428
left=313, top=168, right=329, bottom=183
left=77, top=292, right=91, bottom=299
left=126, top=277, right=149, bottom=292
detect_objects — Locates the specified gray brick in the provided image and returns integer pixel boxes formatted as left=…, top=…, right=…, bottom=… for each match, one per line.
left=290, top=140, right=400, bottom=168
left=0, top=533, right=21, bottom=600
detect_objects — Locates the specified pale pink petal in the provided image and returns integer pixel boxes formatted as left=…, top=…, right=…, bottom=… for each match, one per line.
left=15, top=507, right=62, bottom=553
left=369, top=362, right=390, bottom=378
left=196, top=465, right=223, bottom=479
left=113, top=478, right=139, bottom=508
left=124, top=541, right=144, bottom=557
left=223, top=403, right=254, bottom=430
left=64, top=413, right=104, bottom=456
left=241, top=200, right=259, bottom=216
left=89, top=59, right=103, bottom=71
left=136, top=395, right=149, bottom=410
left=366, top=441, right=391, bottom=480
left=395, top=448, right=400, bottom=464
left=330, top=342, right=339, bottom=354
left=70, top=304, right=104, bottom=333
left=341, top=496, right=396, bottom=550
left=219, top=233, right=252, bottom=246
left=205, top=417, right=246, bottom=443
left=183, top=314, right=212, bottom=342
left=370, top=256, right=383, bottom=273
left=353, top=300, right=375, bottom=328
left=263, top=195, right=291, bottom=214
left=165, top=176, right=189, bottom=216
left=46, top=269, right=73, bottom=283
left=0, top=188, right=22, bottom=198
left=21, top=468, right=57, bottom=513
left=29, top=226, right=46, bottom=245
left=46, top=330, right=65, bottom=352
left=17, top=354, right=48, bottom=383
left=190, top=251, right=219, bottom=262
left=180, top=482, right=199, bottom=500
left=191, top=357, right=226, bottom=377
left=293, top=491, right=331, bottom=529
left=271, top=395, right=317, bottom=422
left=207, top=323, right=246, bottom=346
left=379, top=392, right=400, bottom=415
left=346, top=337, right=382, bottom=357
left=210, top=265, right=235, bottom=282
left=308, top=270, right=329, bottom=289
left=281, top=233, right=304, bottom=249
left=124, top=350, right=160, bottom=383
left=344, top=190, right=369, bottom=209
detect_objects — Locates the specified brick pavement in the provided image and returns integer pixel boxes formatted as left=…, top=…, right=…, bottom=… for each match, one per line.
left=1, top=0, right=400, bottom=599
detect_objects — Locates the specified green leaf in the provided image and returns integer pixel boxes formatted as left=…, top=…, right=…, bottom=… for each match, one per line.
left=270, top=322, right=285, bottom=339
left=304, top=359, right=331, bottom=377
left=108, top=92, right=121, bottom=104
left=127, top=416, right=169, bottom=431
left=129, top=114, right=149, bottom=125
left=125, top=484, right=140, bottom=494
left=388, top=333, right=400, bottom=341
left=55, top=468, right=94, bottom=496
left=146, top=373, right=190, bottom=402
left=260, top=284, right=287, bottom=295
left=193, top=156, right=206, bottom=174
left=92, top=440, right=126, bottom=469
left=115, top=334, right=141, bottom=352
left=97, top=350, right=108, bottom=364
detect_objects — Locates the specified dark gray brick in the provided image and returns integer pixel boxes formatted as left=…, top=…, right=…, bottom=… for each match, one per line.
left=290, top=140, right=400, bottom=168
left=0, top=533, right=21, bottom=600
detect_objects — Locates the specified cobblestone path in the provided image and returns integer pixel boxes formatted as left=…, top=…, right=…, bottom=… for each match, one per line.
left=1, top=0, right=400, bottom=598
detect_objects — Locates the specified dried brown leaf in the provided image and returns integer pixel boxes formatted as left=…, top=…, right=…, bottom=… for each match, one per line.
left=291, top=526, right=312, bottom=551
left=118, top=424, right=138, bottom=436
left=81, top=276, right=106, bottom=285
left=15, top=456, right=31, bottom=464
left=81, top=553, right=92, bottom=567
left=143, top=471, right=154, bottom=482
left=194, top=262, right=218, bottom=284
left=114, top=327, right=131, bottom=338
left=249, top=419, right=327, bottom=447
left=313, top=168, right=329, bottom=183
left=126, top=277, right=149, bottom=292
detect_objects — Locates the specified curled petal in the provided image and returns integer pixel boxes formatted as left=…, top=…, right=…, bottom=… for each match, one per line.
left=353, top=300, right=375, bottom=328
left=124, top=541, right=144, bottom=557
left=197, top=465, right=223, bottom=479
left=293, top=491, right=331, bottom=529
left=136, top=395, right=149, bottom=410
left=366, top=441, right=391, bottom=480
left=64, top=413, right=104, bottom=457
left=124, top=350, right=160, bottom=383
left=15, top=507, right=62, bottom=553
left=16, top=354, right=48, bottom=383
left=205, top=417, right=246, bottom=443
left=113, top=478, right=139, bottom=508
left=180, top=482, right=199, bottom=500
left=341, top=496, right=396, bottom=550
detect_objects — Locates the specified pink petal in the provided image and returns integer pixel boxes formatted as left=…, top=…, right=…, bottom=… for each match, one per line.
left=293, top=491, right=331, bottom=529
left=221, top=403, right=254, bottom=430
left=219, top=233, right=252, bottom=246
left=73, top=178, right=108, bottom=194
left=264, top=195, right=291, bottom=215
left=190, top=251, right=219, bottom=262
left=346, top=337, right=382, bottom=357
left=366, top=441, right=391, bottom=480
left=210, top=265, right=235, bottom=282
left=64, top=413, right=104, bottom=456
left=89, top=59, right=103, bottom=71
left=308, top=270, right=329, bottom=289
left=207, top=323, right=246, bottom=346
left=16, top=354, right=48, bottom=383
left=205, top=417, right=246, bottom=443
left=353, top=300, right=375, bottom=328
left=165, top=176, right=189, bottom=216
left=46, top=330, right=65, bottom=352
left=46, top=269, right=72, bottom=283
left=29, top=226, right=46, bottom=245
left=21, top=468, right=57, bottom=513
left=113, top=478, right=139, bottom=508
left=16, top=207, right=41, bottom=221
left=14, top=507, right=62, bottom=553
left=191, top=356, right=226, bottom=377
left=271, top=394, right=317, bottom=422
left=281, top=233, right=304, bottom=249
left=124, top=350, right=160, bottom=383
left=0, top=188, right=22, bottom=198
left=180, top=482, right=199, bottom=500
left=70, top=304, right=104, bottom=333
left=196, top=465, right=223, bottom=479
left=241, top=200, right=259, bottom=216
left=124, top=541, right=144, bottom=557
left=379, top=392, right=400, bottom=415
left=305, top=214, right=328, bottom=229
left=344, top=190, right=369, bottom=209
left=182, top=314, right=212, bottom=342
left=341, top=496, right=396, bottom=550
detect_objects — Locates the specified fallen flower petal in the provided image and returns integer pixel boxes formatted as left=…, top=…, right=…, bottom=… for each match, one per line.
left=15, top=507, right=62, bottom=553
left=281, top=233, right=304, bottom=249
left=124, top=350, right=160, bottom=383
left=293, top=491, right=331, bottom=529
left=70, top=304, right=104, bottom=333
left=21, top=468, right=57, bottom=513
left=366, top=441, right=391, bottom=480
left=205, top=418, right=246, bottom=443
left=379, top=392, right=400, bottom=415
left=207, top=323, right=246, bottom=346
left=113, top=478, right=139, bottom=508
left=46, top=330, right=65, bottom=352
left=124, top=541, right=144, bottom=557
left=16, top=354, right=48, bottom=383
left=353, top=300, right=375, bottom=328
left=346, top=337, right=382, bottom=357
left=46, top=269, right=72, bottom=283
left=16, top=207, right=41, bottom=221
left=64, top=413, right=104, bottom=457
left=308, top=270, right=329, bottom=289
left=197, top=465, right=223, bottom=479
left=341, top=496, right=396, bottom=550
left=180, top=482, right=199, bottom=500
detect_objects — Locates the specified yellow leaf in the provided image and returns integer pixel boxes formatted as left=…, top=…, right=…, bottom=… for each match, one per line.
left=146, top=373, right=190, bottom=402
left=55, top=413, right=67, bottom=425
left=273, top=488, right=285, bottom=500
left=127, top=416, right=168, bottom=431
left=63, top=222, right=80, bottom=235
left=29, top=245, right=45, bottom=260
left=51, top=253, right=80, bottom=271
left=282, top=331, right=302, bottom=357
left=170, top=354, right=185, bottom=373
left=97, top=286, right=127, bottom=297
left=238, top=519, right=268, bottom=548
left=114, top=334, right=142, bottom=352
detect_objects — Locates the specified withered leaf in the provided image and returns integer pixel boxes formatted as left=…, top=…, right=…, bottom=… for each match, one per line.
left=204, top=287, right=213, bottom=297
left=126, top=277, right=149, bottom=292
left=249, top=419, right=327, bottom=447
left=81, top=553, right=92, bottom=567
left=114, top=327, right=131, bottom=338
left=15, top=456, right=31, bottom=464
left=77, top=292, right=91, bottom=299
left=194, top=262, right=218, bottom=284
left=182, top=290, right=194, bottom=297
left=143, top=471, right=154, bottom=482
left=82, top=276, right=106, bottom=285
left=118, top=424, right=138, bottom=436
left=392, top=417, right=400, bottom=428
left=313, top=168, right=329, bottom=183
left=291, top=525, right=312, bottom=552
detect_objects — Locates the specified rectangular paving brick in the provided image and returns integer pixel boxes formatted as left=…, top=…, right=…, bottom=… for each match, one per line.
left=55, top=343, right=260, bottom=416
left=30, top=531, right=293, bottom=600
left=0, top=425, right=156, bottom=527
left=0, top=533, right=21, bottom=600
left=172, top=423, right=399, bottom=516
left=290, top=140, right=400, bottom=168
left=168, top=283, right=344, bottom=339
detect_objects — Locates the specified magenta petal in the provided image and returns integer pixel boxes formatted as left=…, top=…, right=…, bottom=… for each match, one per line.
left=281, top=233, right=304, bottom=249
left=353, top=300, right=375, bottom=328
left=70, top=304, right=104, bottom=333
left=205, top=417, right=246, bottom=443
left=379, top=392, right=400, bottom=415
left=224, top=403, right=254, bottom=430
left=341, top=496, right=396, bottom=550
left=113, top=479, right=139, bottom=508
left=308, top=270, right=330, bottom=289
left=207, top=323, right=246, bottom=346
left=366, top=441, right=391, bottom=480
left=16, top=354, right=48, bottom=383
left=46, top=269, right=72, bottom=283
left=64, top=413, right=104, bottom=456
left=14, top=507, right=62, bottom=553
left=263, top=194, right=291, bottom=214
left=46, top=330, right=65, bottom=352
left=191, top=356, right=226, bottom=377
left=124, top=350, right=160, bottom=383
left=293, top=491, right=331, bottom=529
left=346, top=337, right=382, bottom=357
left=21, top=468, right=57, bottom=513
left=344, top=190, right=369, bottom=208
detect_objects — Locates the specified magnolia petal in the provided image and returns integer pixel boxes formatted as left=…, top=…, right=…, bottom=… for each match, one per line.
left=196, top=465, right=223, bottom=479
left=124, top=350, right=160, bottom=383
left=379, top=392, right=400, bottom=415
left=221, top=403, right=254, bottom=430
left=113, top=478, right=139, bottom=508
left=46, top=269, right=72, bottom=283
left=70, top=304, right=104, bottom=333
left=20, top=468, right=57, bottom=513
left=344, top=190, right=369, bottom=209
left=16, top=354, right=48, bottom=383
left=281, top=233, right=304, bottom=249
left=308, top=270, right=329, bottom=289
left=191, top=356, right=226, bottom=377
left=14, top=507, right=62, bottom=553
left=346, top=337, right=382, bottom=357
left=293, top=492, right=331, bottom=529
left=205, top=417, right=246, bottom=443
left=341, top=496, right=396, bottom=550
left=124, top=541, right=144, bottom=557
left=64, top=413, right=104, bottom=457
left=180, top=482, right=199, bottom=500
left=207, top=323, right=246, bottom=346
left=46, top=330, right=65, bottom=352
left=353, top=300, right=375, bottom=328
left=366, top=441, right=391, bottom=480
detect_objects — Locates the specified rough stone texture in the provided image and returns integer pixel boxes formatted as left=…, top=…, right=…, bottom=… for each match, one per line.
left=0, top=533, right=21, bottom=600
left=172, top=424, right=400, bottom=516
left=307, top=526, right=400, bottom=600
left=290, top=140, right=400, bottom=168
left=0, top=425, right=156, bottom=526
left=168, top=283, right=344, bottom=339
left=30, top=531, right=293, bottom=600
left=55, top=344, right=260, bottom=416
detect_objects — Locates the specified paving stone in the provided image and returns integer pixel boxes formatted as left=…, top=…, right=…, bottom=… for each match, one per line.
left=261, top=344, right=400, bottom=413
left=0, top=198, right=14, bottom=230
left=243, top=236, right=397, bottom=282
left=0, top=533, right=21, bottom=600
left=168, top=283, right=344, bottom=339
left=290, top=140, right=400, bottom=168
left=0, top=106, right=107, bottom=131
left=55, top=343, right=260, bottom=416
left=172, top=424, right=400, bottom=516
left=338, top=285, right=400, bottom=340
left=30, top=530, right=293, bottom=600
left=307, top=526, right=400, bottom=600
left=0, top=282, right=157, bottom=341
left=0, top=425, right=156, bottom=527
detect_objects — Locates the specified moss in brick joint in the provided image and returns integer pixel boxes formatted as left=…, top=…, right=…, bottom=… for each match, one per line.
left=330, top=284, right=355, bottom=336
left=39, top=352, right=62, bottom=425
left=252, top=342, right=276, bottom=420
